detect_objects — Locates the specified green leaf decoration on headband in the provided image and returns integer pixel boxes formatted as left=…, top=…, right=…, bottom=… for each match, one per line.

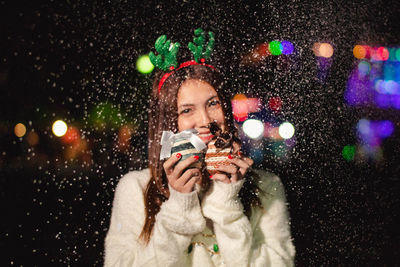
left=149, top=35, right=181, bottom=71
left=188, top=28, right=215, bottom=63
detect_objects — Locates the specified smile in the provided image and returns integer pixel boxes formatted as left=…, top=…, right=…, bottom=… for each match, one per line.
left=197, top=133, right=214, bottom=143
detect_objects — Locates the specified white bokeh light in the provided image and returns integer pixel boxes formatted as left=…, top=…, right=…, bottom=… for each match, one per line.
left=278, top=122, right=295, bottom=139
left=52, top=120, right=68, bottom=137
left=242, top=119, right=264, bottom=139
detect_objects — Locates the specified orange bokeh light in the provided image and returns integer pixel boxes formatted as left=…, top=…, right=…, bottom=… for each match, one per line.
left=232, top=94, right=249, bottom=122
left=353, top=45, right=366, bottom=59
left=61, top=126, right=80, bottom=144
left=27, top=131, right=39, bottom=146
left=313, top=42, right=334, bottom=58
left=256, top=43, right=271, bottom=57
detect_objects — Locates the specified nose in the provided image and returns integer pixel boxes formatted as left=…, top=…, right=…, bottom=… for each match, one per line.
left=198, top=108, right=212, bottom=127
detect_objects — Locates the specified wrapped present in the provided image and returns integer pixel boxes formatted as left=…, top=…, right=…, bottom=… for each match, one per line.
left=160, top=129, right=206, bottom=169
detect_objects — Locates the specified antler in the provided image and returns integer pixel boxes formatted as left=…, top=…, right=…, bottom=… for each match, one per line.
left=188, top=28, right=215, bottom=63
left=149, top=35, right=180, bottom=71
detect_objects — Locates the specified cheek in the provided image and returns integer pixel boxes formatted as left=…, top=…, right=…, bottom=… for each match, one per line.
left=177, top=116, right=192, bottom=132
left=215, top=109, right=226, bottom=130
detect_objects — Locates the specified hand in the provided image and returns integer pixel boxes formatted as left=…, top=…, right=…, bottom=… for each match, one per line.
left=211, top=152, right=253, bottom=184
left=163, top=154, right=201, bottom=193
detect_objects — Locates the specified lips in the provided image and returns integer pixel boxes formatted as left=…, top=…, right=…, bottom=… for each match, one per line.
left=197, top=132, right=214, bottom=143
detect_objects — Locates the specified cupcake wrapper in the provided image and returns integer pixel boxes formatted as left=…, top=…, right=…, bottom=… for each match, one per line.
left=205, top=140, right=233, bottom=175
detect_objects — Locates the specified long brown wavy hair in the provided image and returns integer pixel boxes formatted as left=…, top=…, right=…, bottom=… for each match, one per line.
left=139, top=64, right=262, bottom=243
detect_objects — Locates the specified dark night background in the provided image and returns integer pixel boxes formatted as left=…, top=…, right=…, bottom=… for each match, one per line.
left=1, top=0, right=400, bottom=266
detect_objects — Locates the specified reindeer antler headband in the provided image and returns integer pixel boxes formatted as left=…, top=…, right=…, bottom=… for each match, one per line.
left=149, top=28, right=216, bottom=93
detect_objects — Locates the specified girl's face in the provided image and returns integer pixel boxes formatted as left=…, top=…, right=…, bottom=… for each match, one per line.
left=177, top=79, right=226, bottom=144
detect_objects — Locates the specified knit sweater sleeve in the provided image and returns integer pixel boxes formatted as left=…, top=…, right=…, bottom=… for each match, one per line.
left=201, top=170, right=295, bottom=266
left=104, top=170, right=206, bottom=267
left=201, top=179, right=253, bottom=266
left=249, top=170, right=295, bottom=266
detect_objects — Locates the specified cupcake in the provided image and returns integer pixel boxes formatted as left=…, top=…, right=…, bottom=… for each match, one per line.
left=205, top=123, right=241, bottom=175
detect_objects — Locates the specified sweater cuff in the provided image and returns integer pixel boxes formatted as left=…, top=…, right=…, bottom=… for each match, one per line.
left=201, top=179, right=246, bottom=224
left=168, top=184, right=201, bottom=212
left=207, top=179, right=245, bottom=202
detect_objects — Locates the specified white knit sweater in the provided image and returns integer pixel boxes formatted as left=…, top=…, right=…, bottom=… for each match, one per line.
left=104, top=168, right=295, bottom=266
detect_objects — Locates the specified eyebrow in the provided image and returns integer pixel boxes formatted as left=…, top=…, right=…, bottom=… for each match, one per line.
left=178, top=95, right=218, bottom=108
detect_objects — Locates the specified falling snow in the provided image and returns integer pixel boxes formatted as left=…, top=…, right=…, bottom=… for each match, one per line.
left=1, top=0, right=400, bottom=266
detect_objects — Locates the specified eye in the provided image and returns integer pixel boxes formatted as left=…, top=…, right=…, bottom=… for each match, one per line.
left=208, top=99, right=220, bottom=107
left=179, top=108, right=192, bottom=115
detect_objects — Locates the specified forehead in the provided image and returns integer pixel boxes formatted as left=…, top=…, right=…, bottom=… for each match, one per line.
left=178, top=79, right=217, bottom=100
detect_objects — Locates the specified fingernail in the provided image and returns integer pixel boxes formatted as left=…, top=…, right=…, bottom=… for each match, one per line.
left=193, top=155, right=199, bottom=160
left=228, top=154, right=233, bottom=159
left=209, top=175, right=213, bottom=179
left=176, top=153, right=182, bottom=159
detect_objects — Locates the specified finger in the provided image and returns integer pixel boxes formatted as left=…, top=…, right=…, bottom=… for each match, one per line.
left=210, top=173, right=231, bottom=184
left=183, top=175, right=200, bottom=193
left=228, top=157, right=250, bottom=169
left=176, top=168, right=200, bottom=188
left=230, top=171, right=243, bottom=183
left=228, top=156, right=252, bottom=176
left=215, top=164, right=239, bottom=174
left=172, top=155, right=200, bottom=178
left=242, top=157, right=254, bottom=167
left=163, top=153, right=183, bottom=175
left=232, top=142, right=241, bottom=154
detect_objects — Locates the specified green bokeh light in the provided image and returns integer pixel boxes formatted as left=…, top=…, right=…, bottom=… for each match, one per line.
left=342, top=145, right=356, bottom=161
left=269, top=41, right=282, bottom=56
left=88, top=102, right=126, bottom=129
left=395, top=48, right=400, bottom=62
left=136, top=54, right=154, bottom=74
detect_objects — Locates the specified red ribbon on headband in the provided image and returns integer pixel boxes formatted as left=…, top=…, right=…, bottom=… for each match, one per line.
left=158, top=60, right=216, bottom=93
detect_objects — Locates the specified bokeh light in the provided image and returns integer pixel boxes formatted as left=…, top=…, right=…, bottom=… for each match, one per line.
left=278, top=122, right=295, bottom=139
left=319, top=43, right=334, bottom=58
left=268, top=126, right=282, bottom=140
left=52, top=120, right=68, bottom=137
left=26, top=131, right=39, bottom=146
left=374, top=94, right=391, bottom=108
left=395, top=48, right=400, bottom=61
left=242, top=119, right=264, bottom=139
left=377, top=47, right=389, bottom=61
left=61, top=126, right=80, bottom=144
left=281, top=41, right=294, bottom=55
left=256, top=43, right=270, bottom=57
left=357, top=119, right=370, bottom=136
left=342, top=145, right=356, bottom=161
left=247, top=98, right=262, bottom=113
left=231, top=94, right=249, bottom=122
left=376, top=120, right=394, bottom=138
left=353, top=45, right=367, bottom=59
left=358, top=61, right=371, bottom=75
left=269, top=41, right=282, bottom=56
left=14, top=123, right=26, bottom=137
left=268, top=96, right=283, bottom=112
left=136, top=54, right=154, bottom=74
left=313, top=42, right=334, bottom=58
left=117, top=124, right=134, bottom=152
left=356, top=119, right=394, bottom=147
left=393, top=95, right=400, bottom=109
